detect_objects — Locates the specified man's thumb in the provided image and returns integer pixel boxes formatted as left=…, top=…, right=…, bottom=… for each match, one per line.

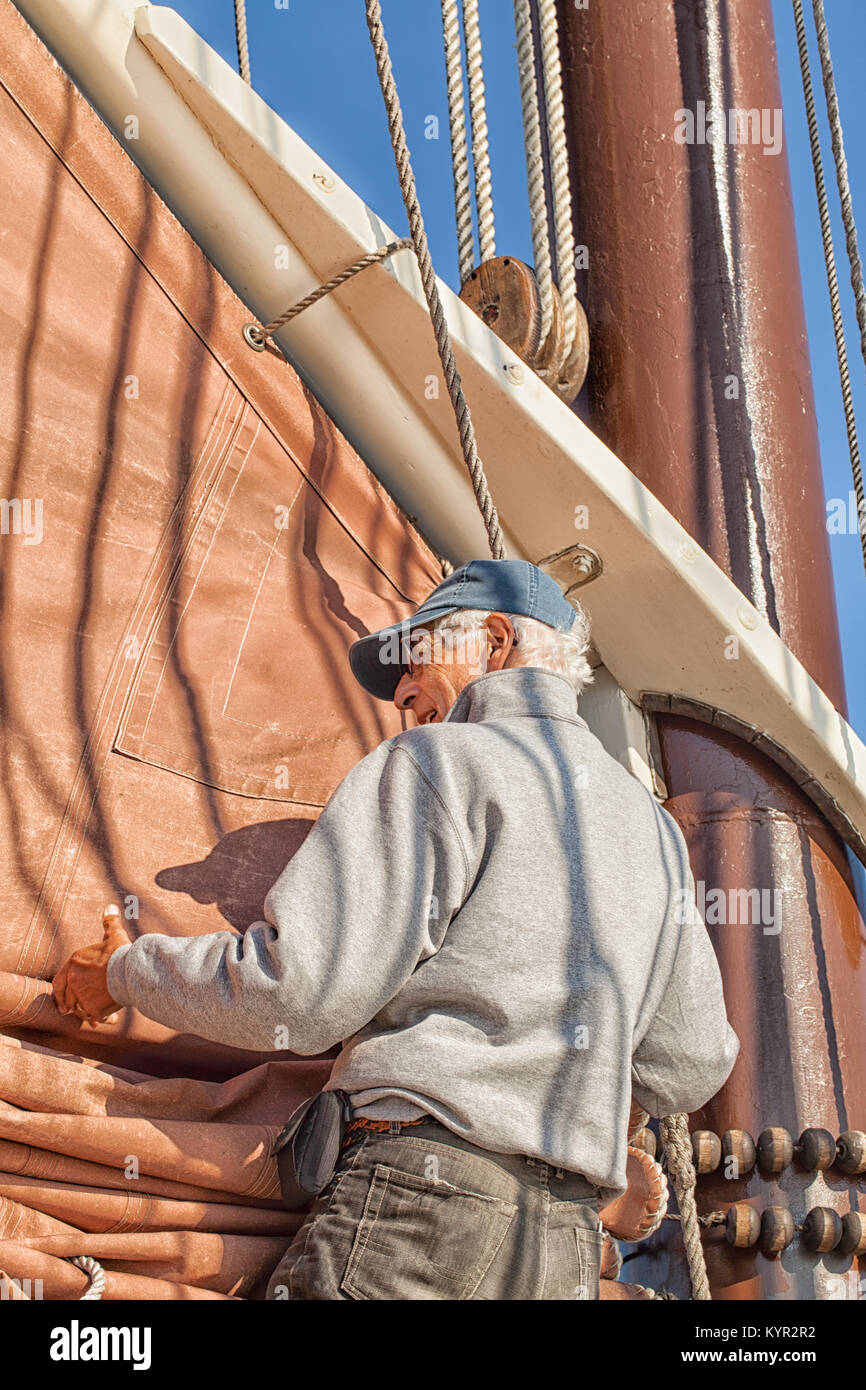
left=102, top=903, right=128, bottom=940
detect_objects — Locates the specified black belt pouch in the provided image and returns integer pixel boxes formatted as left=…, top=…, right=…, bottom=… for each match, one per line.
left=273, top=1089, right=352, bottom=1210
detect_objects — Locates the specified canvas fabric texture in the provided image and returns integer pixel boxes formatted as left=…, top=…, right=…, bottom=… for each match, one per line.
left=0, top=0, right=440, bottom=1301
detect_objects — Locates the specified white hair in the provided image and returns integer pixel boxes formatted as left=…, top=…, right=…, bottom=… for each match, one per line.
left=427, top=604, right=595, bottom=696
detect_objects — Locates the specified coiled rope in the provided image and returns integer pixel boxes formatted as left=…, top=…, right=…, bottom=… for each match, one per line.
left=659, top=1113, right=711, bottom=1300
left=793, top=0, right=866, bottom=573
left=233, top=0, right=252, bottom=86
left=365, top=0, right=506, bottom=560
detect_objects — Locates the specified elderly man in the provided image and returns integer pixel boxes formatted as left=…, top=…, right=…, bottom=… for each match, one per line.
left=54, top=559, right=738, bottom=1301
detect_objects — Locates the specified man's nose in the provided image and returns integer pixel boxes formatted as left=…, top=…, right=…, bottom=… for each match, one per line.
left=394, top=672, right=420, bottom=710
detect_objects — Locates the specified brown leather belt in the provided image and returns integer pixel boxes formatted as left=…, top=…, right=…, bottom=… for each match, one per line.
left=341, top=1115, right=427, bottom=1148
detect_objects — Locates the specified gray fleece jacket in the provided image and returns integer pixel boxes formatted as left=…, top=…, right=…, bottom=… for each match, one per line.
left=107, top=667, right=739, bottom=1200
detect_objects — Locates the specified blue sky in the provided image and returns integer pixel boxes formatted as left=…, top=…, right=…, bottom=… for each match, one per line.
left=166, top=0, right=865, bottom=738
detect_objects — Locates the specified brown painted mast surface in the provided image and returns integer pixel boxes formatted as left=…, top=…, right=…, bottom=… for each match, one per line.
left=555, top=0, right=866, bottom=1299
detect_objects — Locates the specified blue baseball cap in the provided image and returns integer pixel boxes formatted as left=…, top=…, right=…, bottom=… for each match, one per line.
left=349, top=559, right=576, bottom=701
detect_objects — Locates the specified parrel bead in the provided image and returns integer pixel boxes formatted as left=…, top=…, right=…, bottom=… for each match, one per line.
left=690, top=1129, right=722, bottom=1174
left=757, top=1127, right=793, bottom=1174
left=835, top=1130, right=866, bottom=1176
left=759, top=1205, right=795, bottom=1255
left=801, top=1207, right=842, bottom=1253
left=721, top=1129, right=757, bottom=1176
left=796, top=1128, right=836, bottom=1172
left=725, top=1203, right=761, bottom=1248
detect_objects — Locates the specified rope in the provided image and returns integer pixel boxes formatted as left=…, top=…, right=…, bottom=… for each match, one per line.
left=233, top=0, right=252, bottom=86
left=793, top=3, right=866, bottom=574
left=365, top=0, right=506, bottom=560
left=537, top=0, right=577, bottom=359
left=440, top=0, right=475, bottom=285
left=811, top=1, right=866, bottom=377
left=69, top=1254, right=106, bottom=1300
left=462, top=0, right=496, bottom=265
left=659, top=1114, right=711, bottom=1300
left=243, top=239, right=413, bottom=348
left=513, top=0, right=554, bottom=346
left=805, top=0, right=866, bottom=570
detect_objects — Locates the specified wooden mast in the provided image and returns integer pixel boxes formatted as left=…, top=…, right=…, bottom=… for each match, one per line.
left=552, top=0, right=866, bottom=1299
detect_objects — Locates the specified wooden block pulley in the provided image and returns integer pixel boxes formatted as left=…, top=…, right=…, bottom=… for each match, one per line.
left=459, top=255, right=589, bottom=404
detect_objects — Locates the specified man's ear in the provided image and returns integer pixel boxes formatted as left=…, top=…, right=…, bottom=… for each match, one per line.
left=484, top=613, right=515, bottom=671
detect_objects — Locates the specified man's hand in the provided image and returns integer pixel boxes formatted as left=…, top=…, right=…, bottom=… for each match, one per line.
left=53, top=905, right=131, bottom=1027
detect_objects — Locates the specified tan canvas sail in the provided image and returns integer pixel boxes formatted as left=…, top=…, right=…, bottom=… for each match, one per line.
left=0, top=0, right=441, bottom=1298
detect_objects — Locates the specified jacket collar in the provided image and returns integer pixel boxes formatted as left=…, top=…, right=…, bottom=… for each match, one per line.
left=443, top=668, right=587, bottom=726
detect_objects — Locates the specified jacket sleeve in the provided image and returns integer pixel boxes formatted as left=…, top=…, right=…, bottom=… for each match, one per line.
left=630, top=853, right=740, bottom=1118
left=106, top=740, right=470, bottom=1054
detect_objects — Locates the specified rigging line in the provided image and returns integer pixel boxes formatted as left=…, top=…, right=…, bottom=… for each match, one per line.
left=660, top=1113, right=712, bottom=1301
left=537, top=0, right=577, bottom=359
left=811, top=0, right=866, bottom=381
left=793, top=0, right=866, bottom=574
left=233, top=0, right=252, bottom=86
left=440, top=0, right=476, bottom=285
left=242, top=239, right=413, bottom=348
left=462, top=0, right=496, bottom=265
left=514, top=0, right=554, bottom=347
left=365, top=0, right=506, bottom=560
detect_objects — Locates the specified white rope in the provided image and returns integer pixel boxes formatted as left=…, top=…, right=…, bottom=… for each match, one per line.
left=462, top=0, right=495, bottom=265
left=793, top=0, right=866, bottom=574
left=441, top=0, right=475, bottom=285
left=366, top=0, right=506, bottom=559
left=513, top=0, right=554, bottom=345
left=233, top=0, right=252, bottom=86
left=537, top=0, right=578, bottom=359
left=69, top=1254, right=106, bottom=1300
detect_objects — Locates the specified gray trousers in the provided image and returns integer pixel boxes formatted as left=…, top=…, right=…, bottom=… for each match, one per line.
left=266, top=1116, right=604, bottom=1301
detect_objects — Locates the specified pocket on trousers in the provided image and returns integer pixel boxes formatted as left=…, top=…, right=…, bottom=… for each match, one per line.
left=340, top=1162, right=517, bottom=1301
left=571, top=1226, right=605, bottom=1300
